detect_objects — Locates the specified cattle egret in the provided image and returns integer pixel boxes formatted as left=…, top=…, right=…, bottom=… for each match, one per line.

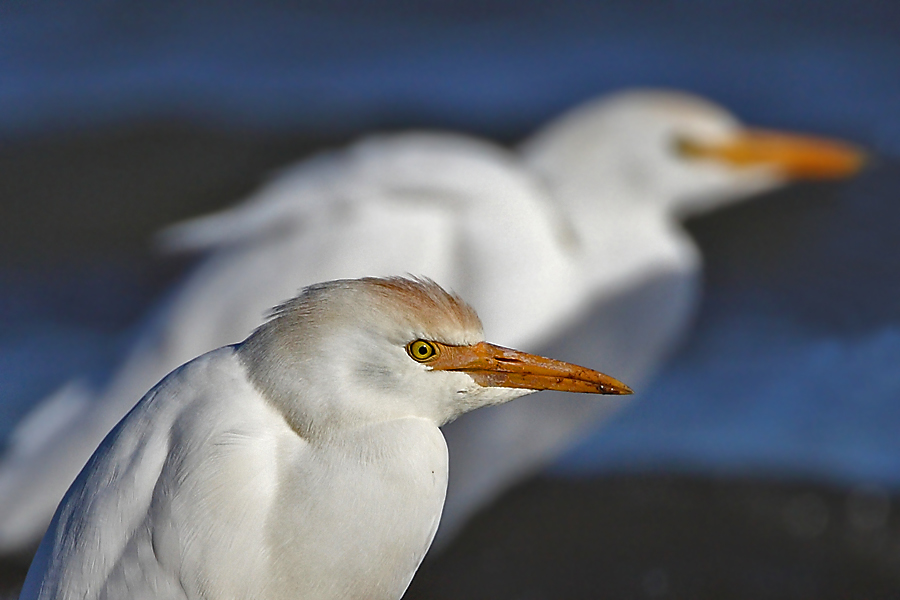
left=439, top=91, right=864, bottom=538
left=0, top=90, right=865, bottom=557
left=19, top=277, right=632, bottom=600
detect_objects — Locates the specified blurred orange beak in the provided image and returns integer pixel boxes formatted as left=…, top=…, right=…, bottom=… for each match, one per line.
left=428, top=341, right=633, bottom=395
left=678, top=129, right=866, bottom=180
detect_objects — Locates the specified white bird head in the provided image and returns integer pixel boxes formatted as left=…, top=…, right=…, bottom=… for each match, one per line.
left=522, top=89, right=866, bottom=219
left=239, top=277, right=631, bottom=439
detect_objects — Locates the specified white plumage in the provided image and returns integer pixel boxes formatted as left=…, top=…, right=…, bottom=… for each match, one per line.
left=20, top=277, right=630, bottom=600
left=0, top=89, right=863, bottom=556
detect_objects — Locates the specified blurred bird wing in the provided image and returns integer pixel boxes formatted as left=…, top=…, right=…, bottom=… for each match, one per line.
left=0, top=381, right=97, bottom=553
left=156, top=131, right=554, bottom=255
left=156, top=153, right=341, bottom=253
left=157, top=189, right=461, bottom=358
left=156, top=132, right=574, bottom=358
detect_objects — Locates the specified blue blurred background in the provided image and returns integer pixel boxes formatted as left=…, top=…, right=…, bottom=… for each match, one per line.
left=2, top=1, right=900, bottom=597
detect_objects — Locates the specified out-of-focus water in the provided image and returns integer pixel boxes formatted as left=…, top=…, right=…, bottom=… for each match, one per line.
left=2, top=1, right=899, bottom=150
left=558, top=313, right=900, bottom=484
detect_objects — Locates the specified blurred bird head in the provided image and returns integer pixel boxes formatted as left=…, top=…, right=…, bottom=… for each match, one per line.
left=239, top=277, right=631, bottom=439
left=522, top=89, right=866, bottom=218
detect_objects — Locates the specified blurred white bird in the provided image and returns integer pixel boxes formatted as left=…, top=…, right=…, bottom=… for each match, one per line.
left=0, top=90, right=863, bottom=557
left=20, top=277, right=632, bottom=600
left=440, top=91, right=863, bottom=539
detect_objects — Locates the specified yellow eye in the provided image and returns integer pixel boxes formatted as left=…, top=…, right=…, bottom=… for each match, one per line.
left=672, top=135, right=705, bottom=159
left=407, top=339, right=439, bottom=363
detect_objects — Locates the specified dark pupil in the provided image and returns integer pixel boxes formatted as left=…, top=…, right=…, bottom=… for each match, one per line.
left=417, top=345, right=429, bottom=356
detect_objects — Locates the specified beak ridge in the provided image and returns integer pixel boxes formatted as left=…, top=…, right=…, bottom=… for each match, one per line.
left=679, top=128, right=867, bottom=180
left=429, top=341, right=633, bottom=396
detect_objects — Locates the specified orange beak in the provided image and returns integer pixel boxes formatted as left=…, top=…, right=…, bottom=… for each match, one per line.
left=678, top=128, right=866, bottom=180
left=427, top=341, right=633, bottom=395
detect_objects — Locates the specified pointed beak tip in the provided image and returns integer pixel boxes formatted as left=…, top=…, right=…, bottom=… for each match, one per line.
left=826, top=144, right=869, bottom=179
left=603, top=381, right=634, bottom=396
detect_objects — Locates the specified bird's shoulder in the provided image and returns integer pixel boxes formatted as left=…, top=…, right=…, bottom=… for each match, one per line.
left=21, top=347, right=292, bottom=600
